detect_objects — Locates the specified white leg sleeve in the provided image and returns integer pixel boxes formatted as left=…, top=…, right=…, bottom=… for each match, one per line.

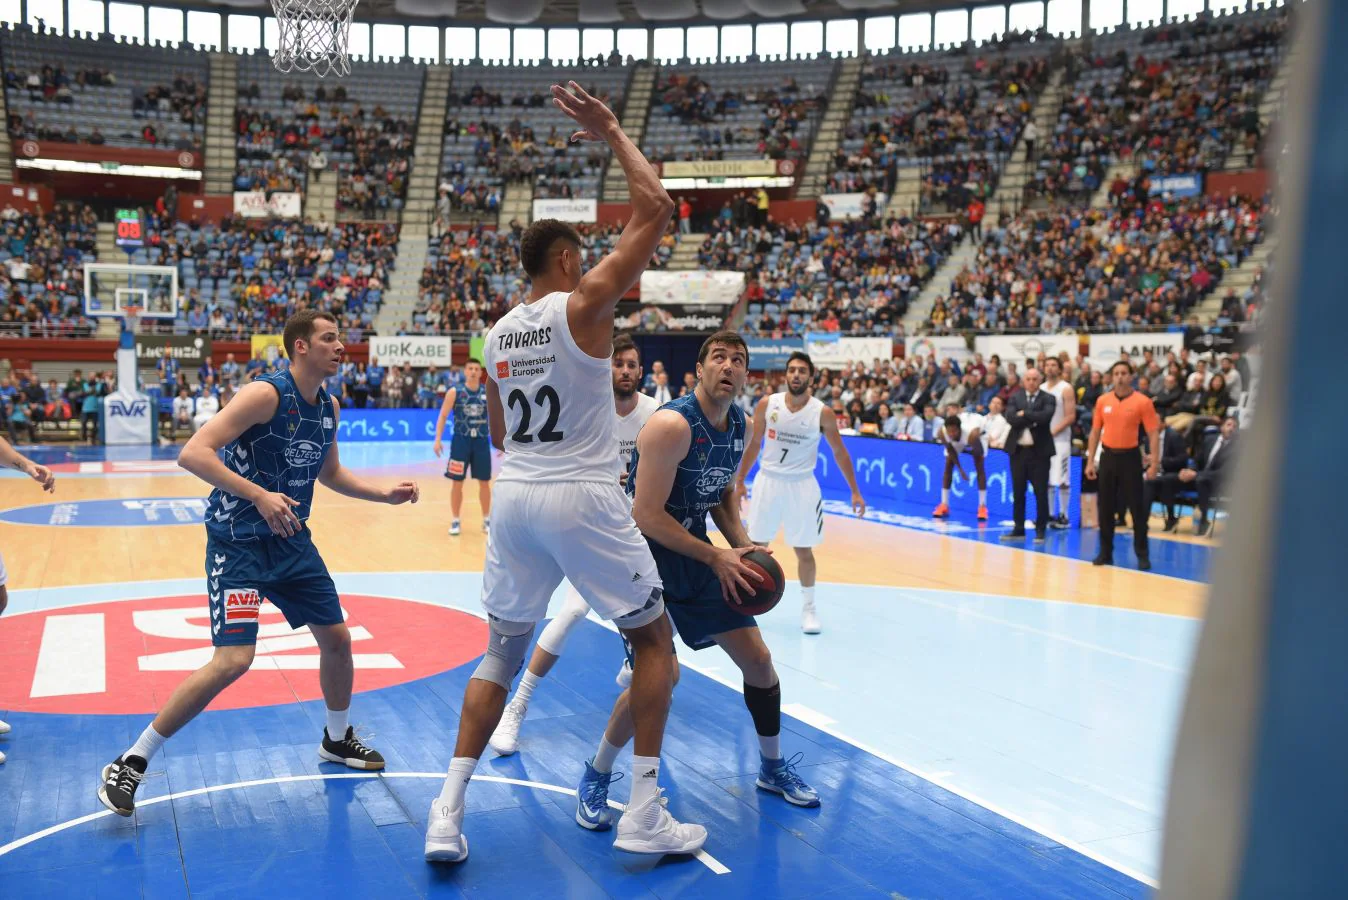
left=535, top=587, right=591, bottom=656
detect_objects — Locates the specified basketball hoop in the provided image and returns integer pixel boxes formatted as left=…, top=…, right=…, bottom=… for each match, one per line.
left=123, top=306, right=142, bottom=335
left=270, top=0, right=359, bottom=79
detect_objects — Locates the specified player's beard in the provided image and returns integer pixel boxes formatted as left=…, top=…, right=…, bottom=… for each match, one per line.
left=613, top=378, right=637, bottom=399
left=787, top=381, right=809, bottom=397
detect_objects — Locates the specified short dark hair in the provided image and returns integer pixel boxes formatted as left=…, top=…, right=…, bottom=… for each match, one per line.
left=944, top=415, right=962, bottom=430
left=697, top=330, right=749, bottom=367
left=465, top=357, right=483, bottom=368
left=283, top=310, right=338, bottom=358
left=520, top=219, right=582, bottom=278
left=1110, top=359, right=1135, bottom=375
left=786, top=351, right=815, bottom=376
left=612, top=333, right=640, bottom=361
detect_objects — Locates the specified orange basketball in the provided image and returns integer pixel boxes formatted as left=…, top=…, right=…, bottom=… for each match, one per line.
left=730, top=549, right=785, bottom=616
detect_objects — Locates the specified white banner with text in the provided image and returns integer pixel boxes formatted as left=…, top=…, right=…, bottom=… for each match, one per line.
left=233, top=191, right=302, bottom=219
left=369, top=336, right=453, bottom=368
left=640, top=270, right=745, bottom=306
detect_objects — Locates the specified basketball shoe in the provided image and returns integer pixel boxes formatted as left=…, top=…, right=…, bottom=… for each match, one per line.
left=424, top=800, right=469, bottom=863
left=932, top=502, right=949, bottom=518
left=488, top=700, right=526, bottom=756
left=98, top=754, right=148, bottom=816
left=319, top=726, right=385, bottom=770
left=613, top=789, right=707, bottom=855
left=449, top=519, right=461, bottom=536
left=801, top=601, right=821, bottom=635
left=0, top=719, right=10, bottom=734
left=757, top=752, right=820, bottom=807
left=575, top=760, right=621, bottom=830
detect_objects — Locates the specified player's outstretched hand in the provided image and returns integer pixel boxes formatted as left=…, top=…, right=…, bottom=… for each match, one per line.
left=433, top=440, right=443, bottom=458
left=26, top=462, right=55, bottom=493
left=386, top=481, right=420, bottom=505
left=734, top=478, right=748, bottom=505
left=851, top=490, right=866, bottom=518
left=258, top=492, right=302, bottom=537
left=551, top=81, right=618, bottom=143
left=712, top=546, right=764, bottom=606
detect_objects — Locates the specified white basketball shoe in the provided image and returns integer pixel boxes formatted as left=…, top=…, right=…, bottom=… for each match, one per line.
left=424, top=800, right=469, bottom=863
left=613, top=789, right=707, bottom=855
left=488, top=700, right=526, bottom=757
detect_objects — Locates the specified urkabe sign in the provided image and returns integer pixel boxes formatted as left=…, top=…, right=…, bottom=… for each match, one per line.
left=369, top=336, right=453, bottom=367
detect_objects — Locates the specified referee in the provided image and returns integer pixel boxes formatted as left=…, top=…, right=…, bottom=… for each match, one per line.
left=1085, top=360, right=1160, bottom=570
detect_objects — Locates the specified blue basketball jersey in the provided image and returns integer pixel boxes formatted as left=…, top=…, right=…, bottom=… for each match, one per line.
left=627, top=393, right=746, bottom=538
left=205, top=369, right=336, bottom=541
left=453, top=382, right=489, bottom=440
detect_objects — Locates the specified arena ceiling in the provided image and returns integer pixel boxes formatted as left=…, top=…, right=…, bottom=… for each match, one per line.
left=193, top=0, right=955, bottom=26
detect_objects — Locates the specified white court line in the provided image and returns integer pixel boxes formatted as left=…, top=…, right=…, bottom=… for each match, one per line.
left=0, top=772, right=729, bottom=875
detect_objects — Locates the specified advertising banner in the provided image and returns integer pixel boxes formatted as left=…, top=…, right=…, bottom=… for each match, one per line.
left=531, top=198, right=597, bottom=223
left=803, top=333, right=895, bottom=367
left=820, top=192, right=886, bottom=220
left=1087, top=332, right=1185, bottom=367
left=135, top=334, right=212, bottom=364
left=746, top=337, right=806, bottom=371
left=1147, top=173, right=1203, bottom=198
left=661, top=160, right=778, bottom=179
left=1185, top=326, right=1255, bottom=356
left=103, top=391, right=154, bottom=445
left=973, top=334, right=1080, bottom=365
left=369, top=336, right=454, bottom=368
left=748, top=435, right=1081, bottom=527
left=251, top=333, right=286, bottom=363
left=904, top=336, right=973, bottom=365
left=615, top=303, right=726, bottom=333
left=233, top=191, right=303, bottom=219
left=640, top=270, right=745, bottom=306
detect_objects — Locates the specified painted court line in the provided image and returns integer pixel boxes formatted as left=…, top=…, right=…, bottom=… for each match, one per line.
left=0, top=772, right=730, bottom=875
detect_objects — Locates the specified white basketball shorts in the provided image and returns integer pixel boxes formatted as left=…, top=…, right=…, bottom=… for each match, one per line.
left=0, top=549, right=7, bottom=587
left=1050, top=438, right=1072, bottom=487
left=747, top=471, right=824, bottom=548
left=481, top=480, right=663, bottom=625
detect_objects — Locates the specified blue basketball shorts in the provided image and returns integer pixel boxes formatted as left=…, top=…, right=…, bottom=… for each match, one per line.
left=447, top=433, right=491, bottom=481
left=205, top=528, right=342, bottom=646
left=648, top=536, right=756, bottom=651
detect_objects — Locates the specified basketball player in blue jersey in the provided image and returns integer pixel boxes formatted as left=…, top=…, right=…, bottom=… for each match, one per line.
left=96, top=310, right=421, bottom=818
left=433, top=358, right=492, bottom=536
left=573, top=331, right=820, bottom=829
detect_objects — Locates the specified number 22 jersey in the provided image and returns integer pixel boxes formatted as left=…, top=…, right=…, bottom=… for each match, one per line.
left=484, top=291, right=621, bottom=485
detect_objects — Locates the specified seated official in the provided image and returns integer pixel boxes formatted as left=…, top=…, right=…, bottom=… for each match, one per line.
left=1177, top=415, right=1238, bottom=535
left=1143, top=425, right=1191, bottom=531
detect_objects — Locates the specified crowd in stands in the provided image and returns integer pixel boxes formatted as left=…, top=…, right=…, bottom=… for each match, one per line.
left=924, top=192, right=1267, bottom=334
left=2, top=368, right=114, bottom=444
left=834, top=52, right=1050, bottom=206
left=1029, top=13, right=1285, bottom=203
left=5, top=66, right=204, bottom=150
left=1, top=204, right=99, bottom=338
left=144, top=214, right=398, bottom=343
left=647, top=72, right=823, bottom=163
left=699, top=216, right=961, bottom=337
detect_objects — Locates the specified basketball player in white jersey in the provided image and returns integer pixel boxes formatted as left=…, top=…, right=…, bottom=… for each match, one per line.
left=1044, top=357, right=1077, bottom=528
left=933, top=412, right=990, bottom=519
left=0, top=435, right=56, bottom=763
left=426, top=82, right=704, bottom=863
left=735, top=351, right=865, bottom=635
left=486, top=332, right=668, bottom=757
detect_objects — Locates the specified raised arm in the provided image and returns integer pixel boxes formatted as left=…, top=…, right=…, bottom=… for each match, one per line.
left=552, top=82, right=674, bottom=349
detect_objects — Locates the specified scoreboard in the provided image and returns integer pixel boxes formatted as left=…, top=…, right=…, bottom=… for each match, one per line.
left=115, top=208, right=143, bottom=251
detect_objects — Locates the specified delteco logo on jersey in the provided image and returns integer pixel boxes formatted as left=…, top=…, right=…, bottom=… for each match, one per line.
left=284, top=439, right=324, bottom=467
left=496, top=327, right=553, bottom=351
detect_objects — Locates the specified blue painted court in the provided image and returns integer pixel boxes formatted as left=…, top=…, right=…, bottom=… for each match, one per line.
left=0, top=443, right=1203, bottom=896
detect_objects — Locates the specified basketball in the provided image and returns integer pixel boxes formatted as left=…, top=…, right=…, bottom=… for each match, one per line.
left=731, top=549, right=785, bottom=616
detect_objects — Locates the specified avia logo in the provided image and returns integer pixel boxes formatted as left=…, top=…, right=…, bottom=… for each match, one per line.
left=108, top=400, right=149, bottom=417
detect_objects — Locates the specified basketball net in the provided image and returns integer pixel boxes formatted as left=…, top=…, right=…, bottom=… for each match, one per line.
left=270, top=0, right=360, bottom=79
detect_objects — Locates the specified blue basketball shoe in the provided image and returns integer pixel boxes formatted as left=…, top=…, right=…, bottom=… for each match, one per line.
left=756, top=752, right=820, bottom=807
left=575, top=760, right=622, bottom=830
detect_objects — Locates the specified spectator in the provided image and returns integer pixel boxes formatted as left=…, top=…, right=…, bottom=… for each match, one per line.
left=1180, top=415, right=1239, bottom=535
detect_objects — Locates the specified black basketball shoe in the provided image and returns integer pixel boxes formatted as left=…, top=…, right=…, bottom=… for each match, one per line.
left=98, top=755, right=148, bottom=817
left=319, top=726, right=385, bottom=770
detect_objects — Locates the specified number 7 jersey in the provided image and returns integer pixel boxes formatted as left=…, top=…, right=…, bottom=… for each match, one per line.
left=758, top=392, right=825, bottom=478
left=485, top=290, right=621, bottom=485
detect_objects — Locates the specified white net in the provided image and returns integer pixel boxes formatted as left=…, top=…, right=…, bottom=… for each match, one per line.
left=270, top=0, right=360, bottom=79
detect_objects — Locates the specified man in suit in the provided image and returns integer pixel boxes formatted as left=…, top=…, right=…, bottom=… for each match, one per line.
left=1178, top=415, right=1238, bottom=535
left=1000, top=367, right=1057, bottom=542
left=1144, top=425, right=1191, bottom=531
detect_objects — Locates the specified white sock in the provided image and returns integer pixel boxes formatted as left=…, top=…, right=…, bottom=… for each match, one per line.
left=801, top=585, right=816, bottom=609
left=326, top=707, right=349, bottom=740
left=1058, top=487, right=1069, bottom=517
left=941, top=488, right=950, bottom=504
left=126, top=724, right=167, bottom=763
left=630, top=755, right=660, bottom=807
left=437, top=756, right=477, bottom=810
left=978, top=489, right=987, bottom=506
left=593, top=736, right=622, bottom=774
left=513, top=670, right=541, bottom=708
left=759, top=734, right=781, bottom=760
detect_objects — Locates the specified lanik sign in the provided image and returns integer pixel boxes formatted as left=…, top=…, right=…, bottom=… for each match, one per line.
left=369, top=336, right=453, bottom=368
